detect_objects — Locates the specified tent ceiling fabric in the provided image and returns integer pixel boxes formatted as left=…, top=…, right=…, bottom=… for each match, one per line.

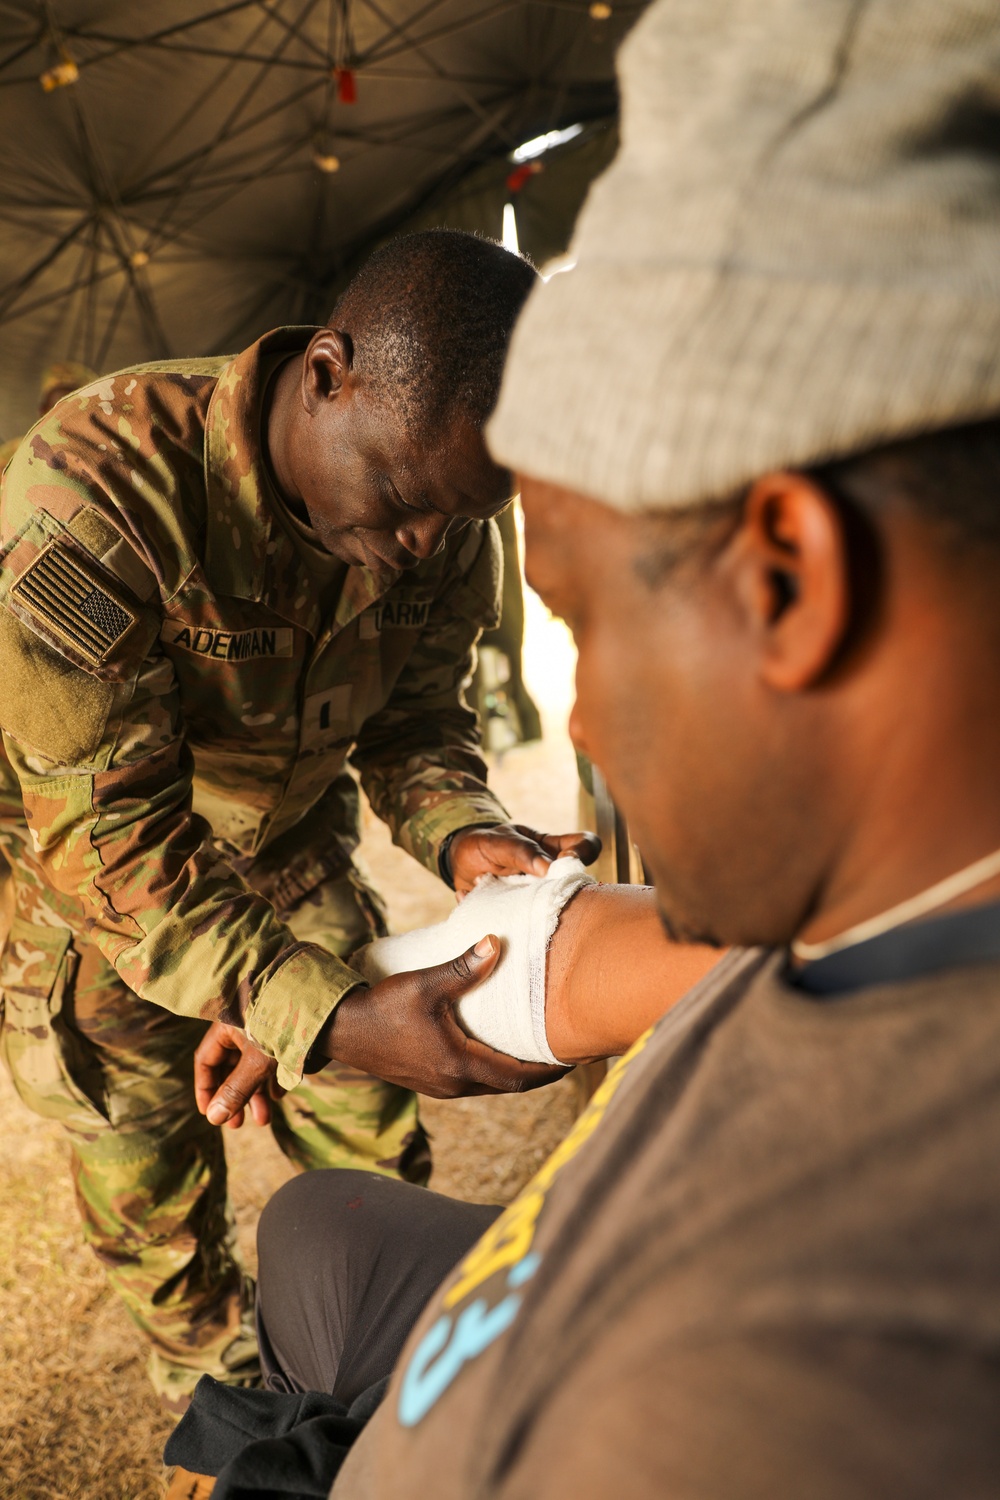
left=0, top=0, right=645, bottom=435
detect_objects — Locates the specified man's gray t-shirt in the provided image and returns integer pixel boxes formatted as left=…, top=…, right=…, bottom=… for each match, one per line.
left=335, top=934, right=1000, bottom=1499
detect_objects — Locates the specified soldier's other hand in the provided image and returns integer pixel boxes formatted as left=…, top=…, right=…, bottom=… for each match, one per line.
left=448, top=822, right=601, bottom=896
left=195, top=1021, right=285, bottom=1129
left=316, top=936, right=569, bottom=1098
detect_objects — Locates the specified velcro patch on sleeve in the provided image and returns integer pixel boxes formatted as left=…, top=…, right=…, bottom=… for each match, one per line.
left=10, top=539, right=137, bottom=666
left=0, top=606, right=113, bottom=762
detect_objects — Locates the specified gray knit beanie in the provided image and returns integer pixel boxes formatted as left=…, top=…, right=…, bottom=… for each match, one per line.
left=487, top=0, right=1000, bottom=511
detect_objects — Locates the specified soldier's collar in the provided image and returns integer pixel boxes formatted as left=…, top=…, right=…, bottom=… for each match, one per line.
left=204, top=325, right=319, bottom=601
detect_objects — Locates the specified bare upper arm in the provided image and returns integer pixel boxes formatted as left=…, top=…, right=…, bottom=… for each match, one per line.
left=544, top=882, right=722, bottom=1062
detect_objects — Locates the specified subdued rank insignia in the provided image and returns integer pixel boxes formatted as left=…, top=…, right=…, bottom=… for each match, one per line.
left=301, top=685, right=353, bottom=748
left=10, top=539, right=137, bottom=665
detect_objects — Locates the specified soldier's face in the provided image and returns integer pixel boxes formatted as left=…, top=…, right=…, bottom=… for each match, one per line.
left=521, top=476, right=833, bottom=950
left=299, top=378, right=514, bottom=572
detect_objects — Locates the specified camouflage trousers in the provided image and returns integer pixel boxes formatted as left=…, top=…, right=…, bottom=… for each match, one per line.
left=0, top=863, right=429, bottom=1412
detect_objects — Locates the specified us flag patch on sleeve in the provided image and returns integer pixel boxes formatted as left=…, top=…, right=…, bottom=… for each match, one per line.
left=10, top=539, right=137, bottom=665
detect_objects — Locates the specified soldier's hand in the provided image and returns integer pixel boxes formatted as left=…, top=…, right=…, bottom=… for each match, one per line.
left=195, top=1021, right=286, bottom=1129
left=316, top=935, right=569, bottom=1098
left=448, top=822, right=601, bottom=897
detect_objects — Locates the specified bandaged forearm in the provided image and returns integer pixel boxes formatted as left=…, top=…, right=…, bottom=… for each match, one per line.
left=353, top=856, right=596, bottom=1063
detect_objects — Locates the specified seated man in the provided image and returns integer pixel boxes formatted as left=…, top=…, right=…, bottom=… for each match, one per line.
left=174, top=0, right=1000, bottom=1494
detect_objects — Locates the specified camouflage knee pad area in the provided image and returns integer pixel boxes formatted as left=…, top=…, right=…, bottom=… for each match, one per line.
left=0, top=864, right=426, bottom=1407
left=0, top=912, right=255, bottom=1408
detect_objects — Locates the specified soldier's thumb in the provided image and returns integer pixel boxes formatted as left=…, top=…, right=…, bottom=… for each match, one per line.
left=434, top=934, right=500, bottom=1005
left=207, top=1053, right=271, bottom=1125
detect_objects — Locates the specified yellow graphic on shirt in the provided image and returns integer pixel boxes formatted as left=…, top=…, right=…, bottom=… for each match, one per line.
left=442, top=1030, right=654, bottom=1309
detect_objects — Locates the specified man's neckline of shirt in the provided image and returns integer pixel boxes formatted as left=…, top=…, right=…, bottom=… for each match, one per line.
left=788, top=896, right=1000, bottom=997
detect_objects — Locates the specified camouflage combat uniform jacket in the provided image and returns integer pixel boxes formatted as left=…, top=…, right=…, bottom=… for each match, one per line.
left=0, top=327, right=506, bottom=1089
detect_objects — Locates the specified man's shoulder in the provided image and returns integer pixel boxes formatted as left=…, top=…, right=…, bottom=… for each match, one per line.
left=55, top=357, right=228, bottom=443
left=0, top=358, right=239, bottom=631
left=0, top=358, right=231, bottom=538
left=106, top=354, right=233, bottom=382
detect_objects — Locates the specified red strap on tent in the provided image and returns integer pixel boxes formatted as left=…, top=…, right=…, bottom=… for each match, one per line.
left=505, top=161, right=543, bottom=194
left=335, top=67, right=357, bottom=104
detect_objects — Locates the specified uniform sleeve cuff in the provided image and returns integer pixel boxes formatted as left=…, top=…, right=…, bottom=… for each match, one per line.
left=403, top=793, right=508, bottom=877
left=244, top=943, right=364, bottom=1091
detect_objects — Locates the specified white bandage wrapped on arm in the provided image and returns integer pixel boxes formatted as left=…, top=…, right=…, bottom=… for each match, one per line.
left=353, top=856, right=596, bottom=1063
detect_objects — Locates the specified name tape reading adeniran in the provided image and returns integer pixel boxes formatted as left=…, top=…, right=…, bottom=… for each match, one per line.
left=161, top=621, right=294, bottom=661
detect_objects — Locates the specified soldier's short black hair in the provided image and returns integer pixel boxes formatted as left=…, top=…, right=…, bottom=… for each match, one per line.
left=330, top=229, right=536, bottom=436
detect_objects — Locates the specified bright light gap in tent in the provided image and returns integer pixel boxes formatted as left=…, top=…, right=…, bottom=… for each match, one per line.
left=502, top=202, right=519, bottom=254
left=509, top=123, right=584, bottom=164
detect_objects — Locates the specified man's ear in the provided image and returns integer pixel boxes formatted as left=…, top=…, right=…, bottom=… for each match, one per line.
left=301, top=328, right=353, bottom=414
left=730, top=471, right=851, bottom=692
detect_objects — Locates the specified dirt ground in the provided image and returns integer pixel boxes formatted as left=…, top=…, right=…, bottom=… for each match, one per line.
left=0, top=704, right=584, bottom=1498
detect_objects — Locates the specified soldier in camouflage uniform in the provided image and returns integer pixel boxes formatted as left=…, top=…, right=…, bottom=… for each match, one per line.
left=0, top=232, right=592, bottom=1410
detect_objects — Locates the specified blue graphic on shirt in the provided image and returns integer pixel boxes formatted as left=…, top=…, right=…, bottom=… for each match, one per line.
left=397, top=1253, right=542, bottom=1427
left=506, top=1250, right=541, bottom=1287
left=394, top=1037, right=655, bottom=1432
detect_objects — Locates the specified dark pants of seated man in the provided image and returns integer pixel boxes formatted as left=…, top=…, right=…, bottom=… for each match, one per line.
left=257, top=1168, right=503, bottom=1404
left=165, top=1170, right=501, bottom=1492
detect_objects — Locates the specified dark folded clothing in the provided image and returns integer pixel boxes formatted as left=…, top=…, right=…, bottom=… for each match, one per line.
left=165, top=1374, right=388, bottom=1497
